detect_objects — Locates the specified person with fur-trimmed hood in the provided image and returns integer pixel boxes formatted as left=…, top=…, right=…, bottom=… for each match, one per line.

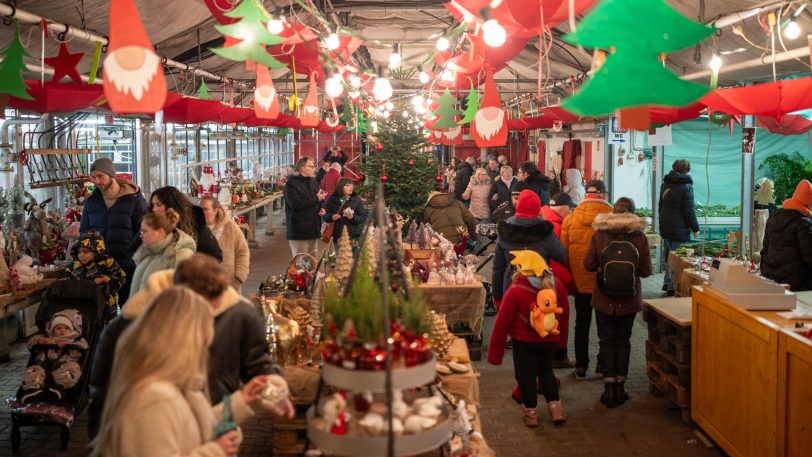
left=584, top=197, right=652, bottom=408
left=64, top=231, right=127, bottom=324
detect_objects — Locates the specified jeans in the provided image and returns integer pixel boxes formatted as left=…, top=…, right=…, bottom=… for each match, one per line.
left=574, top=293, right=593, bottom=369
left=512, top=340, right=559, bottom=408
left=595, top=312, right=636, bottom=380
left=662, top=239, right=685, bottom=291
left=288, top=239, right=319, bottom=257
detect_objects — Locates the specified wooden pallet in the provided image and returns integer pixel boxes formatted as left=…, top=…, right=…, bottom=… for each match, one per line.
left=270, top=408, right=310, bottom=457
left=647, top=361, right=692, bottom=423
left=644, top=302, right=693, bottom=424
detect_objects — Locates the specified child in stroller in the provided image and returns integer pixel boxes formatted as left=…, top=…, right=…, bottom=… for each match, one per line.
left=19, top=309, right=89, bottom=404
left=63, top=231, right=126, bottom=324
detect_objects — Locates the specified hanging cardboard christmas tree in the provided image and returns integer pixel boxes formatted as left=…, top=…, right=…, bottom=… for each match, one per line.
left=299, top=71, right=320, bottom=127
left=103, top=0, right=167, bottom=113
left=432, top=89, right=461, bottom=129
left=254, top=63, right=280, bottom=119
left=457, top=85, right=479, bottom=125
left=561, top=0, right=714, bottom=118
left=335, top=227, right=353, bottom=282
left=0, top=22, right=33, bottom=100
left=471, top=67, right=508, bottom=147
left=197, top=80, right=211, bottom=99
left=211, top=0, right=285, bottom=69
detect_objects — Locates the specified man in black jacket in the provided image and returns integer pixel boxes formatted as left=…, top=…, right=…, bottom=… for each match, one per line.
left=285, top=156, right=326, bottom=257
left=516, top=161, right=551, bottom=206
left=80, top=158, right=146, bottom=303
left=454, top=157, right=475, bottom=202
left=489, top=165, right=516, bottom=212
left=659, top=160, right=700, bottom=296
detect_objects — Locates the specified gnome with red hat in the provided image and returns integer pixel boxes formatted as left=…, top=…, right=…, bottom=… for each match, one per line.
left=254, top=64, right=280, bottom=119
left=471, top=67, right=508, bottom=148
left=103, top=0, right=167, bottom=114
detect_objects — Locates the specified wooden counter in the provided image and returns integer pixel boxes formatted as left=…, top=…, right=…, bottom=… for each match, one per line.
left=692, top=287, right=812, bottom=457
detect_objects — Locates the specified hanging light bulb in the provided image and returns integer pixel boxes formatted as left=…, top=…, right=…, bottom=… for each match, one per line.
left=325, top=32, right=340, bottom=50
left=389, top=44, right=402, bottom=68
left=266, top=16, right=285, bottom=35
left=382, top=110, right=391, bottom=119
left=418, top=70, right=430, bottom=84
left=325, top=74, right=344, bottom=98
left=784, top=21, right=801, bottom=40
left=441, top=69, right=454, bottom=81
left=412, top=95, right=424, bottom=108
left=436, top=37, right=450, bottom=51
left=403, top=110, right=409, bottom=118
left=350, top=90, right=361, bottom=99
left=463, top=13, right=474, bottom=23
left=349, top=75, right=362, bottom=88
left=483, top=19, right=507, bottom=47
left=709, top=54, right=722, bottom=71
left=373, top=77, right=393, bottom=101
left=385, top=101, right=394, bottom=111
left=370, top=121, right=378, bottom=132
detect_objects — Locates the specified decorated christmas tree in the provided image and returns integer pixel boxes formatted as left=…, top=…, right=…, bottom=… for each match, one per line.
left=335, top=227, right=353, bottom=282
left=358, top=117, right=436, bottom=225
left=417, top=223, right=430, bottom=249
left=0, top=22, right=33, bottom=100
left=562, top=0, right=714, bottom=117
left=211, top=0, right=285, bottom=69
left=432, top=89, right=461, bottom=129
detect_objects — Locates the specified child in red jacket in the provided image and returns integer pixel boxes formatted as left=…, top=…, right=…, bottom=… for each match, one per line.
left=488, top=250, right=566, bottom=427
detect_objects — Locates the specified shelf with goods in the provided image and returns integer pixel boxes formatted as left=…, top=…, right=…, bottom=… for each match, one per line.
left=306, top=184, right=476, bottom=457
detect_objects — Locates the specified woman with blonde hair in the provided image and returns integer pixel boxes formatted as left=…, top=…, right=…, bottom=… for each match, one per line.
left=130, top=209, right=196, bottom=297
left=463, top=167, right=493, bottom=222
left=91, top=287, right=268, bottom=457
left=200, top=197, right=250, bottom=290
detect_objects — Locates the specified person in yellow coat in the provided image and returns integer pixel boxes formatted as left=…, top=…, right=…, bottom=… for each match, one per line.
left=560, top=180, right=612, bottom=379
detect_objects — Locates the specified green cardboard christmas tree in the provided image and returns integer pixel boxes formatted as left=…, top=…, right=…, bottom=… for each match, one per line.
left=458, top=85, right=479, bottom=125
left=0, top=22, right=33, bottom=100
left=197, top=81, right=211, bottom=100
left=432, top=89, right=461, bottom=129
left=211, top=0, right=285, bottom=69
left=562, top=0, right=714, bottom=116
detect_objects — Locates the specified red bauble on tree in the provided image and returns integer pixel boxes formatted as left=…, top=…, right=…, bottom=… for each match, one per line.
left=408, top=159, right=415, bottom=166
left=379, top=174, right=389, bottom=182
left=376, top=143, right=383, bottom=151
left=435, top=174, right=443, bottom=183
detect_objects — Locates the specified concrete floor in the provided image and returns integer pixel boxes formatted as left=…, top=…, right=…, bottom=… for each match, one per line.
left=0, top=209, right=726, bottom=456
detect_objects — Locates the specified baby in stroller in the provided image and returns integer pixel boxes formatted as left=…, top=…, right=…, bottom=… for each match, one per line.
left=63, top=231, right=126, bottom=324
left=18, top=309, right=89, bottom=404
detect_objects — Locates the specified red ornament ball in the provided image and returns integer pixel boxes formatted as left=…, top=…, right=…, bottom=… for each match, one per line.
left=435, top=174, right=443, bottom=183
left=408, top=159, right=415, bottom=166
left=379, top=174, right=389, bottom=182
left=376, top=143, right=383, bottom=150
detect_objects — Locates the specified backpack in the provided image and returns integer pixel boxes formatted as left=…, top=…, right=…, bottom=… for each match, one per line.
left=597, top=235, right=639, bottom=298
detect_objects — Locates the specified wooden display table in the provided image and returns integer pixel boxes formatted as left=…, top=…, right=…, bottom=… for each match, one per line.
left=642, top=297, right=693, bottom=423
left=692, top=287, right=812, bottom=457
left=232, top=192, right=284, bottom=245
left=418, top=282, right=486, bottom=360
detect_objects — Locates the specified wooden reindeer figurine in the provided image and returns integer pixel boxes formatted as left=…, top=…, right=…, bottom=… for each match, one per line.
left=23, top=192, right=52, bottom=260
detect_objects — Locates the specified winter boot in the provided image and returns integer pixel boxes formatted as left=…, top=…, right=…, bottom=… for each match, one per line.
left=511, top=386, right=522, bottom=404
left=614, top=379, right=630, bottom=405
left=547, top=400, right=567, bottom=424
left=600, top=378, right=617, bottom=408
left=522, top=406, right=539, bottom=427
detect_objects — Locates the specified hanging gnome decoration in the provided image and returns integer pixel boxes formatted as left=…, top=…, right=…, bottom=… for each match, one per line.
left=299, top=71, right=320, bottom=128
left=471, top=67, right=508, bottom=148
left=254, top=63, right=280, bottom=119
left=443, top=123, right=464, bottom=146
left=102, top=0, right=167, bottom=114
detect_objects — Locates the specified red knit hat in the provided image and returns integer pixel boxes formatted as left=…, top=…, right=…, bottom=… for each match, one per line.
left=792, top=180, right=812, bottom=206
left=514, top=190, right=541, bottom=218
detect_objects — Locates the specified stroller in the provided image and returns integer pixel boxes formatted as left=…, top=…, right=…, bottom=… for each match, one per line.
left=8, top=280, right=105, bottom=451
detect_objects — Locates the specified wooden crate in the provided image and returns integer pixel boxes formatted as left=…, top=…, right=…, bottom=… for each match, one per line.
left=270, top=408, right=309, bottom=457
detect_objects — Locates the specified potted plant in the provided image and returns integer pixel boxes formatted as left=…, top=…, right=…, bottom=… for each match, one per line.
left=759, top=152, right=812, bottom=203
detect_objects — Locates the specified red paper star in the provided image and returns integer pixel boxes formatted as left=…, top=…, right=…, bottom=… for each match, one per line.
left=45, top=42, right=84, bottom=84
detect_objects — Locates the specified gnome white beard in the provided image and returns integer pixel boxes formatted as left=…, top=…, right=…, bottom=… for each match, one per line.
left=474, top=107, right=505, bottom=141
left=104, top=46, right=161, bottom=101
left=445, top=125, right=462, bottom=140
left=303, top=104, right=318, bottom=115
left=254, top=85, right=277, bottom=111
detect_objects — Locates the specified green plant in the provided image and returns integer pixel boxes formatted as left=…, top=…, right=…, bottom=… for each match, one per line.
left=759, top=152, right=812, bottom=203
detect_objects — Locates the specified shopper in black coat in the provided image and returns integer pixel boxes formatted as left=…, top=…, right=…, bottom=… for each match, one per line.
left=658, top=160, right=700, bottom=295
left=517, top=161, right=551, bottom=206
left=322, top=178, right=367, bottom=242
left=322, top=146, right=348, bottom=168
left=284, top=157, right=327, bottom=256
left=454, top=158, right=475, bottom=201
left=761, top=180, right=812, bottom=291
left=489, top=165, right=516, bottom=212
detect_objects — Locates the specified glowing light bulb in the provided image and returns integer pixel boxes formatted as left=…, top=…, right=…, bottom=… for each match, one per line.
left=784, top=21, right=801, bottom=40
left=483, top=19, right=507, bottom=47
left=325, top=74, right=344, bottom=98
left=436, top=37, right=450, bottom=51
left=419, top=71, right=430, bottom=84
left=266, top=17, right=284, bottom=35
left=412, top=95, right=424, bottom=108
left=415, top=104, right=427, bottom=114
left=350, top=75, right=361, bottom=88
left=385, top=101, right=394, bottom=111
left=382, top=110, right=391, bottom=119
left=372, top=77, right=393, bottom=101
left=325, top=32, right=340, bottom=50
left=709, top=55, right=722, bottom=71
left=441, top=69, right=454, bottom=81
left=403, top=110, right=409, bottom=118
left=463, top=13, right=474, bottom=23
left=350, top=90, right=360, bottom=99
left=388, top=51, right=402, bottom=68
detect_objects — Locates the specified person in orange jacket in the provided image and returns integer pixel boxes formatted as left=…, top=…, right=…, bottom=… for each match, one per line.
left=560, top=180, right=613, bottom=379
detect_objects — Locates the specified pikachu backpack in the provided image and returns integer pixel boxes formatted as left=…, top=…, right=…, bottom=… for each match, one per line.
left=510, top=250, right=563, bottom=338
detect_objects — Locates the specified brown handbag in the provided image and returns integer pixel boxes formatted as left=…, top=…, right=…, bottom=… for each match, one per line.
left=321, top=201, right=347, bottom=243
